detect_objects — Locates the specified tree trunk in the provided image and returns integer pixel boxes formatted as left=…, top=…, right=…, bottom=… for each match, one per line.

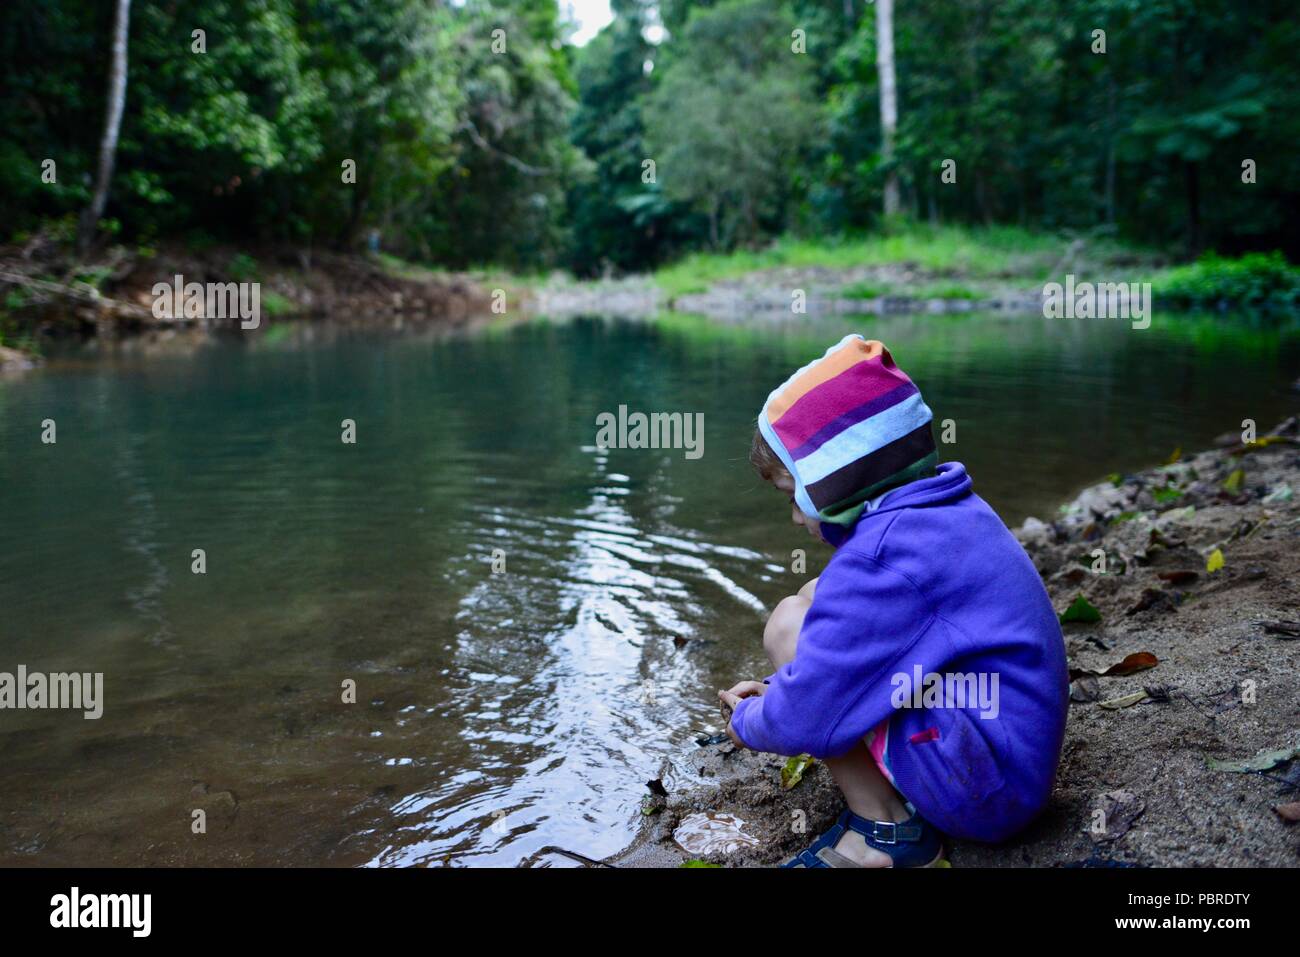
left=1103, top=75, right=1117, bottom=226
left=875, top=0, right=900, bottom=219
left=1184, top=160, right=1201, bottom=257
left=78, top=0, right=132, bottom=254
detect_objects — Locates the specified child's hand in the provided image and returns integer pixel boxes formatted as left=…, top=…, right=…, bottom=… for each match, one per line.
left=717, top=681, right=766, bottom=749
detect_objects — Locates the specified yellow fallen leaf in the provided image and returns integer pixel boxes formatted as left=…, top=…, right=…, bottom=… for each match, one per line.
left=1099, top=691, right=1148, bottom=710
left=1245, top=436, right=1287, bottom=450
left=1206, top=548, right=1225, bottom=573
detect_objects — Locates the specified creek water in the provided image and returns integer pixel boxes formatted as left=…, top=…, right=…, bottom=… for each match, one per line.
left=0, top=310, right=1296, bottom=865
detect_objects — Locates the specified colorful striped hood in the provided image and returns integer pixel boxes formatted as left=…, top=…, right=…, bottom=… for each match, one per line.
left=758, top=335, right=937, bottom=527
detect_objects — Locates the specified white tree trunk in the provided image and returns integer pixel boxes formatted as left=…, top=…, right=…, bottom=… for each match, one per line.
left=79, top=0, right=132, bottom=253
left=875, top=0, right=900, bottom=218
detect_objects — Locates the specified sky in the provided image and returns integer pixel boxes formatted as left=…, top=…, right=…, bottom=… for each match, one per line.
left=560, top=0, right=615, bottom=46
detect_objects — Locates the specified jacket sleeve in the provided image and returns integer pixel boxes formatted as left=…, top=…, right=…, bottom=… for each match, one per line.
left=732, top=549, right=931, bottom=758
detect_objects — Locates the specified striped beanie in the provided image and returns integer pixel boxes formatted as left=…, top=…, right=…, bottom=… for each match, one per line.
left=758, top=335, right=937, bottom=526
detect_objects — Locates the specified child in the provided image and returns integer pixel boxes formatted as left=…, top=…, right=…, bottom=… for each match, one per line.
left=719, top=335, right=1068, bottom=868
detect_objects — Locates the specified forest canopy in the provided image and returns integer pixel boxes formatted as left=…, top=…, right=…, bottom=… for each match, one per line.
left=2, top=0, right=1297, bottom=275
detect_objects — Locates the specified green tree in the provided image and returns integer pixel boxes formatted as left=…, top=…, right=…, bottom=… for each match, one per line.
left=420, top=1, right=584, bottom=268
left=643, top=0, right=817, bottom=249
left=566, top=0, right=689, bottom=275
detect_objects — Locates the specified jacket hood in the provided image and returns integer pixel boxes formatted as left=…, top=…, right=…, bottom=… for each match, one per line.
left=758, top=334, right=937, bottom=528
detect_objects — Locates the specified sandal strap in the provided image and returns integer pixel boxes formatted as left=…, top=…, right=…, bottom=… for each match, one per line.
left=838, top=808, right=943, bottom=867
left=839, top=810, right=924, bottom=845
left=782, top=807, right=943, bottom=868
left=813, top=845, right=864, bottom=868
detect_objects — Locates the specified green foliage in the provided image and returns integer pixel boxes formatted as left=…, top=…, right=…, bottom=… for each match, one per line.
left=0, top=0, right=572, bottom=264
left=419, top=2, right=583, bottom=269
left=565, top=1, right=688, bottom=275
left=1060, top=594, right=1102, bottom=624
left=1153, top=252, right=1300, bottom=309
left=2, top=0, right=1298, bottom=274
left=260, top=291, right=296, bottom=317
left=650, top=224, right=1129, bottom=298
left=642, top=0, right=816, bottom=250
left=228, top=253, right=260, bottom=283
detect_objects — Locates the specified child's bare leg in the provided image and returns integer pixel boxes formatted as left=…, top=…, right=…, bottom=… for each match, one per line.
left=765, top=591, right=909, bottom=866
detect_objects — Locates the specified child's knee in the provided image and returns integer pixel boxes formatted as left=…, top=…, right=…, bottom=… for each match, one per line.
left=763, top=594, right=810, bottom=668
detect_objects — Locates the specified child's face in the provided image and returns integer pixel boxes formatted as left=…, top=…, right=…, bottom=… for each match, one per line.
left=771, top=469, right=825, bottom=543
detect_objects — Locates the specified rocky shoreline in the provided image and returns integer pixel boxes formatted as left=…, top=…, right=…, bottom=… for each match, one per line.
left=0, top=241, right=492, bottom=356
left=610, top=417, right=1300, bottom=868
left=526, top=261, right=1045, bottom=321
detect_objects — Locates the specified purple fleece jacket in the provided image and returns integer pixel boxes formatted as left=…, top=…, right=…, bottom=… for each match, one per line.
left=731, top=462, right=1069, bottom=842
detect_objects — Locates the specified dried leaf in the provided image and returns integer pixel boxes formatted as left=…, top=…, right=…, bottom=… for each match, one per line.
left=1262, top=484, right=1293, bottom=504
left=1206, top=548, right=1225, bottom=573
left=1261, top=620, right=1300, bottom=639
left=1244, top=436, right=1289, bottom=450
left=1206, top=745, right=1300, bottom=773
left=1103, top=651, right=1159, bottom=676
left=1099, top=691, right=1148, bottom=710
left=1090, top=790, right=1145, bottom=842
left=1126, top=589, right=1177, bottom=616
left=1156, top=569, right=1199, bottom=585
left=1222, top=469, right=1244, bottom=494
left=1069, top=651, right=1159, bottom=681
left=1273, top=803, right=1300, bottom=823
left=1143, top=683, right=1173, bottom=702
left=1070, top=676, right=1101, bottom=702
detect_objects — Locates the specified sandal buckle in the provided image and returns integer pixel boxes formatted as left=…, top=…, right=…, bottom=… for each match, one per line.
left=873, top=822, right=897, bottom=845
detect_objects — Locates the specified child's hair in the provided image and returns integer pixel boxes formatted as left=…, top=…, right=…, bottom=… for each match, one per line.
left=749, top=427, right=786, bottom=480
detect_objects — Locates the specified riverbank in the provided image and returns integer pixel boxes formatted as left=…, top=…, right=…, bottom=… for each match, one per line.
left=527, top=228, right=1300, bottom=320
left=612, top=417, right=1300, bottom=868
left=0, top=237, right=497, bottom=359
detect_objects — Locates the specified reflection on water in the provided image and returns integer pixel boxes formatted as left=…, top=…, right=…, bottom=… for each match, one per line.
left=372, top=450, right=770, bottom=867
left=673, top=812, right=760, bottom=857
left=0, top=312, right=1296, bottom=866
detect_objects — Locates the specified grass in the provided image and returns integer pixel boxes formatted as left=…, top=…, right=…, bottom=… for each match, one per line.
left=840, top=279, right=984, bottom=301
left=646, top=225, right=1299, bottom=311
left=650, top=224, right=1154, bottom=299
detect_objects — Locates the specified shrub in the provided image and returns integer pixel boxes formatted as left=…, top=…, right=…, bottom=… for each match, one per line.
left=1154, top=251, right=1300, bottom=309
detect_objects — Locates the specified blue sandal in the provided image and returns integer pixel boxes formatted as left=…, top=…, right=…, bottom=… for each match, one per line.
left=781, top=807, right=944, bottom=868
